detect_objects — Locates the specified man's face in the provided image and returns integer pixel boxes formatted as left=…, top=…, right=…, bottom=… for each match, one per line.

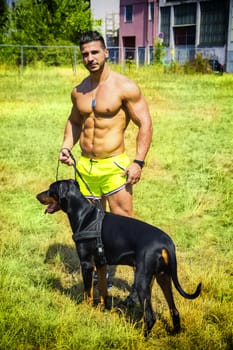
left=80, top=41, right=109, bottom=73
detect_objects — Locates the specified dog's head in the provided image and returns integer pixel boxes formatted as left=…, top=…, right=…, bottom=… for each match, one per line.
left=36, top=179, right=79, bottom=214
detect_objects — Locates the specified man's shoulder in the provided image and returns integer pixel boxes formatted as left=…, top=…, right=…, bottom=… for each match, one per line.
left=111, top=70, right=131, bottom=83
left=112, top=71, right=139, bottom=90
left=72, top=77, right=89, bottom=94
left=111, top=71, right=140, bottom=100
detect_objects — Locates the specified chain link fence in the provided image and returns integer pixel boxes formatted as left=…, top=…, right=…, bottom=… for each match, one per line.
left=0, top=44, right=222, bottom=72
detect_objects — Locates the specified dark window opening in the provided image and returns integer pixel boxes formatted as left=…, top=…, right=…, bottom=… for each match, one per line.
left=174, top=26, right=196, bottom=46
left=160, top=7, right=170, bottom=47
left=123, top=36, right=135, bottom=60
left=200, top=0, right=228, bottom=46
left=174, top=3, right=196, bottom=26
left=149, top=2, right=154, bottom=21
left=125, top=5, right=133, bottom=22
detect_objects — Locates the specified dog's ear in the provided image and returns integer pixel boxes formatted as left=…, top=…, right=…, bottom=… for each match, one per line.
left=57, top=181, right=69, bottom=212
left=56, top=180, right=80, bottom=212
left=70, top=179, right=80, bottom=189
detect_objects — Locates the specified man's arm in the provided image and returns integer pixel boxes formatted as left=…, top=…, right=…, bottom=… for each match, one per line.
left=123, top=80, right=153, bottom=184
left=59, top=93, right=83, bottom=165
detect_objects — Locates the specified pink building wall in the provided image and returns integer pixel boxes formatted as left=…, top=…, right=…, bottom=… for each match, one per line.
left=119, top=0, right=159, bottom=48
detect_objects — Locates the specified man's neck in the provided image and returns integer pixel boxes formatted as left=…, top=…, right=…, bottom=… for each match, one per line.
left=90, top=64, right=110, bottom=84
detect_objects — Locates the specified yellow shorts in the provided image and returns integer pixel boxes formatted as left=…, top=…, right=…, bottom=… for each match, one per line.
left=76, top=153, right=130, bottom=199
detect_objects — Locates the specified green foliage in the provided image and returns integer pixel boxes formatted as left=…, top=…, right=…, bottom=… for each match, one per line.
left=1, top=0, right=94, bottom=46
left=0, top=0, right=96, bottom=66
left=0, top=66, right=233, bottom=349
left=153, top=39, right=166, bottom=64
left=0, top=0, right=8, bottom=43
left=183, top=53, right=209, bottom=74
left=0, top=44, right=77, bottom=67
left=0, top=0, right=8, bottom=29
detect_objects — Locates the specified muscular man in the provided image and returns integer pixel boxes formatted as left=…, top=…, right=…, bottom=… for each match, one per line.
left=59, top=31, right=152, bottom=216
left=59, top=31, right=152, bottom=303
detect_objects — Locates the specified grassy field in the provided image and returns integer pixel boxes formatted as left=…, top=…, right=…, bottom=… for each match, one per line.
left=0, top=64, right=232, bottom=350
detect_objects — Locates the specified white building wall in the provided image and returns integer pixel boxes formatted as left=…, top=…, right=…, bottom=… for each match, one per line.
left=91, top=0, right=119, bottom=44
left=226, top=0, right=233, bottom=72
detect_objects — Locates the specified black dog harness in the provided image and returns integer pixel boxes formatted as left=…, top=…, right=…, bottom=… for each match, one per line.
left=57, top=149, right=107, bottom=263
left=72, top=205, right=106, bottom=264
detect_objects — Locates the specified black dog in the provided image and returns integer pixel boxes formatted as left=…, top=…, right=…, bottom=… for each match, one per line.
left=37, top=179, right=201, bottom=334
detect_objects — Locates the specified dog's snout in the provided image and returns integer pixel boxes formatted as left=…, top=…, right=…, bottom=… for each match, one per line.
left=36, top=190, right=49, bottom=203
left=36, top=187, right=61, bottom=214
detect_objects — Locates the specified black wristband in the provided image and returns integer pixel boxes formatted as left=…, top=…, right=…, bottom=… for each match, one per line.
left=133, top=159, right=145, bottom=168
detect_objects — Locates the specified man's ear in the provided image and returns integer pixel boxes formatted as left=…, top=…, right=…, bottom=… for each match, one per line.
left=104, top=48, right=109, bottom=60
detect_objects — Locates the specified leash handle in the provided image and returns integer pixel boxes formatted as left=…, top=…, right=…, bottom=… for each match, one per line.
left=56, top=149, right=104, bottom=211
left=56, top=148, right=72, bottom=181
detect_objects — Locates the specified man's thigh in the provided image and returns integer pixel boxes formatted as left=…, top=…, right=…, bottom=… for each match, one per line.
left=107, top=185, right=133, bottom=217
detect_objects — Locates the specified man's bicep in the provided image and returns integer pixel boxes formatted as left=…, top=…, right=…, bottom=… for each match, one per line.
left=125, top=93, right=151, bottom=127
left=69, top=96, right=83, bottom=126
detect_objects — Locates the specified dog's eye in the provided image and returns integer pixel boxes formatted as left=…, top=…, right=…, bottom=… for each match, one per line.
left=49, top=191, right=58, bottom=199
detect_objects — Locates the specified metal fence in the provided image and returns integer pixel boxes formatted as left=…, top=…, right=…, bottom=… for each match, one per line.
left=0, top=44, right=78, bottom=73
left=0, top=43, right=221, bottom=72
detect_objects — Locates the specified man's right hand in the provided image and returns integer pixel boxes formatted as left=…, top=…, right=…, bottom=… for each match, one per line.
left=59, top=148, right=74, bottom=166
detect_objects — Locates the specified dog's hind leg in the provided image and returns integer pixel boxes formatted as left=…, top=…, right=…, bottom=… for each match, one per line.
left=156, top=273, right=180, bottom=333
left=96, top=265, right=108, bottom=308
left=135, top=271, right=156, bottom=336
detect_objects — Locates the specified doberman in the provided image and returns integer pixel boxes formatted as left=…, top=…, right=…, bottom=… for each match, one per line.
left=36, top=179, right=201, bottom=335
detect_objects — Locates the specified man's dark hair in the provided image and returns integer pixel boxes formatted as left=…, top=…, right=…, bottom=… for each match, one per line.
left=79, top=31, right=106, bottom=50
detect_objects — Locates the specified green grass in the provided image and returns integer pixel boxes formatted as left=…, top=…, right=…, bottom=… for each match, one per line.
left=0, top=65, right=232, bottom=349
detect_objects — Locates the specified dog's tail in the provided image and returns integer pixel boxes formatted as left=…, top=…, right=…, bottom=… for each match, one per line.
left=162, top=248, right=202, bottom=300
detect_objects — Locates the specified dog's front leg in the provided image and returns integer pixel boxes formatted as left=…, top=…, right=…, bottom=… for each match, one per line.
left=96, top=265, right=108, bottom=308
left=81, top=261, right=94, bottom=305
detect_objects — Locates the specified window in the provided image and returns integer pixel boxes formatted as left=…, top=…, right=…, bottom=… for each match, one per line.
left=160, top=7, right=170, bottom=47
left=124, top=5, right=133, bottom=23
left=173, top=4, right=196, bottom=46
left=174, top=26, right=195, bottom=46
left=174, top=4, right=196, bottom=26
left=123, top=36, right=136, bottom=60
left=231, top=12, right=233, bottom=41
left=149, top=2, right=154, bottom=21
left=200, top=0, right=228, bottom=46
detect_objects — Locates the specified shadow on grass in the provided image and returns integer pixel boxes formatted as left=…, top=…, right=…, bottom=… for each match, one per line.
left=45, top=242, right=81, bottom=273
left=44, top=245, right=129, bottom=296
left=44, top=243, right=145, bottom=326
left=44, top=244, right=178, bottom=333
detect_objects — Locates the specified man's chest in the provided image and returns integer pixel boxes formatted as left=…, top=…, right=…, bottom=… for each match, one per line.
left=76, top=88, right=123, bottom=117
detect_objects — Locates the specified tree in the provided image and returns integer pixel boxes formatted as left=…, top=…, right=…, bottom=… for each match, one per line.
left=2, top=0, right=94, bottom=45
left=0, top=0, right=9, bottom=42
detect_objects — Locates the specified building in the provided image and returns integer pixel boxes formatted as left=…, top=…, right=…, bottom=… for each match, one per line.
left=119, top=0, right=159, bottom=64
left=159, top=0, right=232, bottom=71
left=91, top=0, right=120, bottom=62
left=119, top=0, right=233, bottom=72
left=91, top=0, right=120, bottom=46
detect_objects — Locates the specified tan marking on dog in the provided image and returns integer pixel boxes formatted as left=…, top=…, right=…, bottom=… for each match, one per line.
left=162, top=248, right=169, bottom=265
left=84, top=290, right=93, bottom=305
left=96, top=265, right=108, bottom=306
left=84, top=274, right=94, bottom=305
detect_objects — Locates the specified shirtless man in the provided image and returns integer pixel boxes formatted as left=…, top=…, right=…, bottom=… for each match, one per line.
left=59, top=31, right=152, bottom=218
left=59, top=30, right=152, bottom=304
